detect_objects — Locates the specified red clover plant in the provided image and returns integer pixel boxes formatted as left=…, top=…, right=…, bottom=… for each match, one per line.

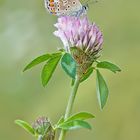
left=15, top=3, right=121, bottom=140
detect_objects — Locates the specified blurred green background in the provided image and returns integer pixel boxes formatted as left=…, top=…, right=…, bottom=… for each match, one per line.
left=0, top=0, right=140, bottom=140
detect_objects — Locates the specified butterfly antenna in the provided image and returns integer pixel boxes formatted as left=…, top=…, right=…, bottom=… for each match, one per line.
left=84, top=0, right=98, bottom=5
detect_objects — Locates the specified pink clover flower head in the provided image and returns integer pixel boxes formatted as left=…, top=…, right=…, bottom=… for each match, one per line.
left=54, top=16, right=103, bottom=54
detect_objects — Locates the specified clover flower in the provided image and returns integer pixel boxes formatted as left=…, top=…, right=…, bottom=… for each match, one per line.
left=54, top=16, right=103, bottom=54
left=32, top=117, right=55, bottom=140
left=54, top=16, right=103, bottom=76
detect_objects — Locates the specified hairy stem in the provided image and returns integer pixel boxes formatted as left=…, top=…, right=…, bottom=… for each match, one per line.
left=58, top=76, right=80, bottom=140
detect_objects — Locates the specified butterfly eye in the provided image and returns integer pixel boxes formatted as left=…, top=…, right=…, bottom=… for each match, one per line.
left=83, top=5, right=88, bottom=10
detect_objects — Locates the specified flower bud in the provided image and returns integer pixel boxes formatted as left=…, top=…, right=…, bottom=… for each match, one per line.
left=32, top=117, right=55, bottom=140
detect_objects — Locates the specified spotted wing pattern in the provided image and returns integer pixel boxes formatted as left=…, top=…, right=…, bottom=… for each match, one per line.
left=45, top=0, right=83, bottom=16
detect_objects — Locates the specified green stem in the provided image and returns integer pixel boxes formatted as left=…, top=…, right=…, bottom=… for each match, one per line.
left=38, top=135, right=43, bottom=140
left=58, top=76, right=80, bottom=140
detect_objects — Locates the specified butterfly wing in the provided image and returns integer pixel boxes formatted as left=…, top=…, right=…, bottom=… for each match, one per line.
left=44, top=0, right=57, bottom=15
left=45, top=0, right=83, bottom=16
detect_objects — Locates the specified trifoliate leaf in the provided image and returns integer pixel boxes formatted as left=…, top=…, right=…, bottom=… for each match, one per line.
left=97, top=61, right=121, bottom=73
left=23, top=54, right=51, bottom=72
left=15, top=120, right=35, bottom=136
left=65, top=112, right=95, bottom=122
left=96, top=70, right=109, bottom=109
left=41, top=53, right=62, bottom=87
left=61, top=53, right=76, bottom=79
left=58, top=120, right=92, bottom=130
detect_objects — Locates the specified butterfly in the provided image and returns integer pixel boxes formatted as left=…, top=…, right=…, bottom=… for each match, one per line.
left=44, top=0, right=95, bottom=17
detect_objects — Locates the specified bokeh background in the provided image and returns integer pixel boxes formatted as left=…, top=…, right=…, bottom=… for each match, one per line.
left=0, top=0, right=140, bottom=140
